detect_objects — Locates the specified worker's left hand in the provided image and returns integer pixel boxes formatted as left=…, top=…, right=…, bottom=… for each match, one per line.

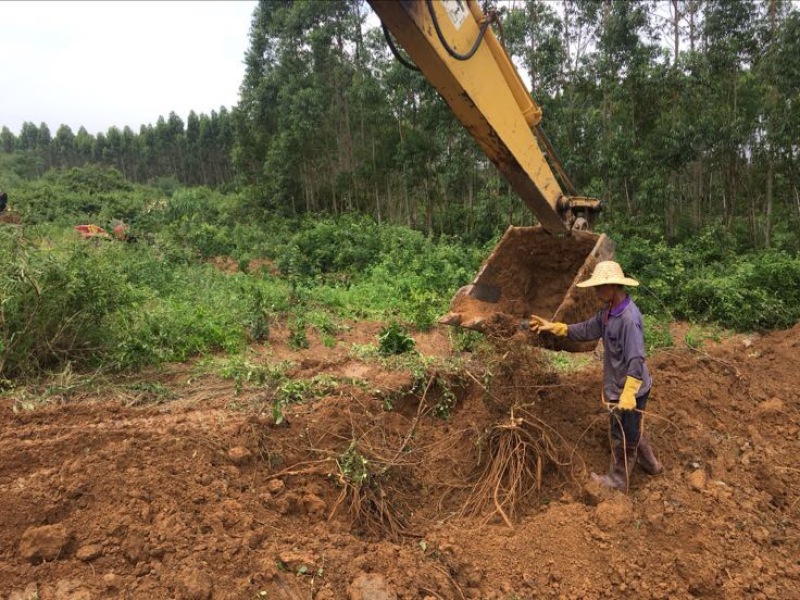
left=618, top=376, right=642, bottom=411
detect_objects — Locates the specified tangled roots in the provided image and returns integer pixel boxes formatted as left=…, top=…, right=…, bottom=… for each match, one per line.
left=462, top=409, right=571, bottom=528
left=329, top=442, right=409, bottom=539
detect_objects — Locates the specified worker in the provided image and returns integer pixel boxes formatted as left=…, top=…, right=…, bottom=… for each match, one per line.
left=0, top=191, right=7, bottom=213
left=529, top=260, right=662, bottom=490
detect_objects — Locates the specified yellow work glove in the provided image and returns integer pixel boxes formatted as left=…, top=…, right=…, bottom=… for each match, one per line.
left=529, top=315, right=568, bottom=337
left=618, top=376, right=642, bottom=411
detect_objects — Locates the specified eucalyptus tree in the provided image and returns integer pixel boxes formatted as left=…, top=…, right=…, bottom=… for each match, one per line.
left=105, top=126, right=126, bottom=177
left=750, top=0, right=798, bottom=249
left=121, top=127, right=139, bottom=182
left=93, top=133, right=107, bottom=165
left=769, top=8, right=800, bottom=247
left=700, top=0, right=764, bottom=235
left=74, top=127, right=95, bottom=166
left=186, top=110, right=203, bottom=185
left=154, top=112, right=186, bottom=180
left=38, top=123, right=53, bottom=170
left=198, top=113, right=219, bottom=186
left=233, top=0, right=289, bottom=190
left=137, top=124, right=156, bottom=183
left=17, top=122, right=39, bottom=153
left=53, top=125, right=76, bottom=168
left=235, top=0, right=366, bottom=215
left=344, top=23, right=400, bottom=223
left=0, top=127, right=15, bottom=153
left=212, top=107, right=235, bottom=185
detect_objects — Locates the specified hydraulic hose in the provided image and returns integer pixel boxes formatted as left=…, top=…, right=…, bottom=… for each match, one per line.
left=425, top=0, right=495, bottom=61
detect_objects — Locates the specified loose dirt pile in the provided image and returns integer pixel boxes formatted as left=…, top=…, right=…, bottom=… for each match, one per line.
left=1, top=321, right=798, bottom=599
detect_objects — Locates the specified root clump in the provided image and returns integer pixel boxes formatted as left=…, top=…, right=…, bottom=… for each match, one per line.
left=461, top=336, right=579, bottom=527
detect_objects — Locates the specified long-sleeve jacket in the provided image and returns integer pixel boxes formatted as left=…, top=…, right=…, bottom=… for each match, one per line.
left=566, top=296, right=652, bottom=401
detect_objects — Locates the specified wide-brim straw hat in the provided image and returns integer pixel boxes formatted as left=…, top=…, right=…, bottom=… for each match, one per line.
left=576, top=260, right=639, bottom=288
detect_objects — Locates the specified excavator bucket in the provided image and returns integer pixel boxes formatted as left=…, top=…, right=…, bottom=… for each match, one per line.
left=439, top=226, right=615, bottom=352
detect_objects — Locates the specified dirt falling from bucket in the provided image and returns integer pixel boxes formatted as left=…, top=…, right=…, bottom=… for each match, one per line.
left=448, top=227, right=606, bottom=341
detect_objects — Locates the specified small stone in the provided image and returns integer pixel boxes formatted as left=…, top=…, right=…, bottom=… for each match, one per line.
left=594, top=495, right=633, bottom=529
left=277, top=549, right=315, bottom=572
left=19, top=523, right=70, bottom=563
left=227, top=446, right=253, bottom=465
left=76, top=544, right=103, bottom=562
left=266, top=479, right=285, bottom=494
left=103, top=572, right=120, bottom=590
left=752, top=526, right=771, bottom=545
left=348, top=572, right=397, bottom=600
left=687, top=469, right=707, bottom=491
left=176, top=568, right=214, bottom=600
left=755, top=398, right=785, bottom=415
left=8, top=583, right=39, bottom=600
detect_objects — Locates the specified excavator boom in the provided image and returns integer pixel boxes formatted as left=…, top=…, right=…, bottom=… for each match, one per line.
left=369, top=0, right=612, bottom=346
left=369, top=0, right=601, bottom=232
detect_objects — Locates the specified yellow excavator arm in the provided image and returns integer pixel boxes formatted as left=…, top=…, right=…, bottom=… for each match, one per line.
left=369, top=0, right=613, bottom=347
left=368, top=0, right=601, bottom=233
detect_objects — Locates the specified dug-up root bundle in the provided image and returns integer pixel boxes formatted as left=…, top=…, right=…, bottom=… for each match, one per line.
left=461, top=407, right=574, bottom=529
left=329, top=441, right=409, bottom=540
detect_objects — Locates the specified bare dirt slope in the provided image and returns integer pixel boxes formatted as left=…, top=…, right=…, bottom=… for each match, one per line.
left=1, top=321, right=798, bottom=600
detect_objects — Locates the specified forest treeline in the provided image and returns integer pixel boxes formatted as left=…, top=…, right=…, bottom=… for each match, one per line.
left=2, top=0, right=799, bottom=251
left=1, top=108, right=234, bottom=188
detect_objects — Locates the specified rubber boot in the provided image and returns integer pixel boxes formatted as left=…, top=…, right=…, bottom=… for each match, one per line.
left=636, top=433, right=663, bottom=475
left=591, top=444, right=635, bottom=490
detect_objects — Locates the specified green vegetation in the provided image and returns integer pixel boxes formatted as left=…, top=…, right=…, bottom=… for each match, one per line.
left=0, top=169, right=482, bottom=380
left=377, top=322, right=416, bottom=356
left=271, top=375, right=339, bottom=425
left=337, top=441, right=371, bottom=486
left=1, top=165, right=798, bottom=384
left=617, top=232, right=800, bottom=332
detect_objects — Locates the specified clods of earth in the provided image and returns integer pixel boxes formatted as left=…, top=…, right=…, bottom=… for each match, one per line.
left=1, top=321, right=799, bottom=599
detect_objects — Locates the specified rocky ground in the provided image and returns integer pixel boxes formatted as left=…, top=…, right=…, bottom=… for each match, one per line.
left=1, top=320, right=798, bottom=599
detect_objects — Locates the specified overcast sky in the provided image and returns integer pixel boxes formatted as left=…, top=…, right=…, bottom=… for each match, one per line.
left=1, top=1, right=258, bottom=136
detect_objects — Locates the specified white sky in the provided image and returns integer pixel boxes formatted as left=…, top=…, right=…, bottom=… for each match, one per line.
left=0, top=0, right=258, bottom=136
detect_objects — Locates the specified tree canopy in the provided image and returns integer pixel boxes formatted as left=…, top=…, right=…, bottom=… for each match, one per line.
left=2, top=0, right=799, bottom=250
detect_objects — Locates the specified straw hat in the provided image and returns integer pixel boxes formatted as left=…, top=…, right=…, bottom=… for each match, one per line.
left=576, top=260, right=639, bottom=288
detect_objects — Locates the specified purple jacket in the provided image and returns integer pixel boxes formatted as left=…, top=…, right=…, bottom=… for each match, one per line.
left=566, top=296, right=652, bottom=401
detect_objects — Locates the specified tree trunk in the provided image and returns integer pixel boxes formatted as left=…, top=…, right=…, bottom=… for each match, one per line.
left=764, top=157, right=773, bottom=249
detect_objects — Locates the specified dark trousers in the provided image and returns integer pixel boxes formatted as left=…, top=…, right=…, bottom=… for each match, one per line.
left=609, top=390, right=649, bottom=448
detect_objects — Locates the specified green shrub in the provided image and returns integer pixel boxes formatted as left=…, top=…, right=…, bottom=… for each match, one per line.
left=0, top=229, right=140, bottom=376
left=643, top=315, right=673, bottom=353
left=616, top=229, right=800, bottom=331
left=276, top=215, right=384, bottom=279
left=378, top=322, right=416, bottom=355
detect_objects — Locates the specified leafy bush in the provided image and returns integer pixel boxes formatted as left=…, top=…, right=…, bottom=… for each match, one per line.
left=0, top=219, right=293, bottom=378
left=312, top=227, right=482, bottom=325
left=9, top=166, right=156, bottom=228
left=4, top=169, right=798, bottom=383
left=378, top=322, right=415, bottom=355
left=276, top=215, right=385, bottom=279
left=643, top=315, right=673, bottom=354
left=616, top=228, right=800, bottom=331
left=0, top=228, right=140, bottom=376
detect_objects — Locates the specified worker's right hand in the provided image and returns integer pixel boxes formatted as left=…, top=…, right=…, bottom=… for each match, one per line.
left=529, top=315, right=568, bottom=337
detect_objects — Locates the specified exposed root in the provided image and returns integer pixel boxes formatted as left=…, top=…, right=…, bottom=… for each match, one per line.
left=430, top=563, right=467, bottom=600
left=328, top=440, right=410, bottom=540
left=461, top=407, right=572, bottom=528
left=455, top=337, right=582, bottom=527
left=329, top=468, right=410, bottom=540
